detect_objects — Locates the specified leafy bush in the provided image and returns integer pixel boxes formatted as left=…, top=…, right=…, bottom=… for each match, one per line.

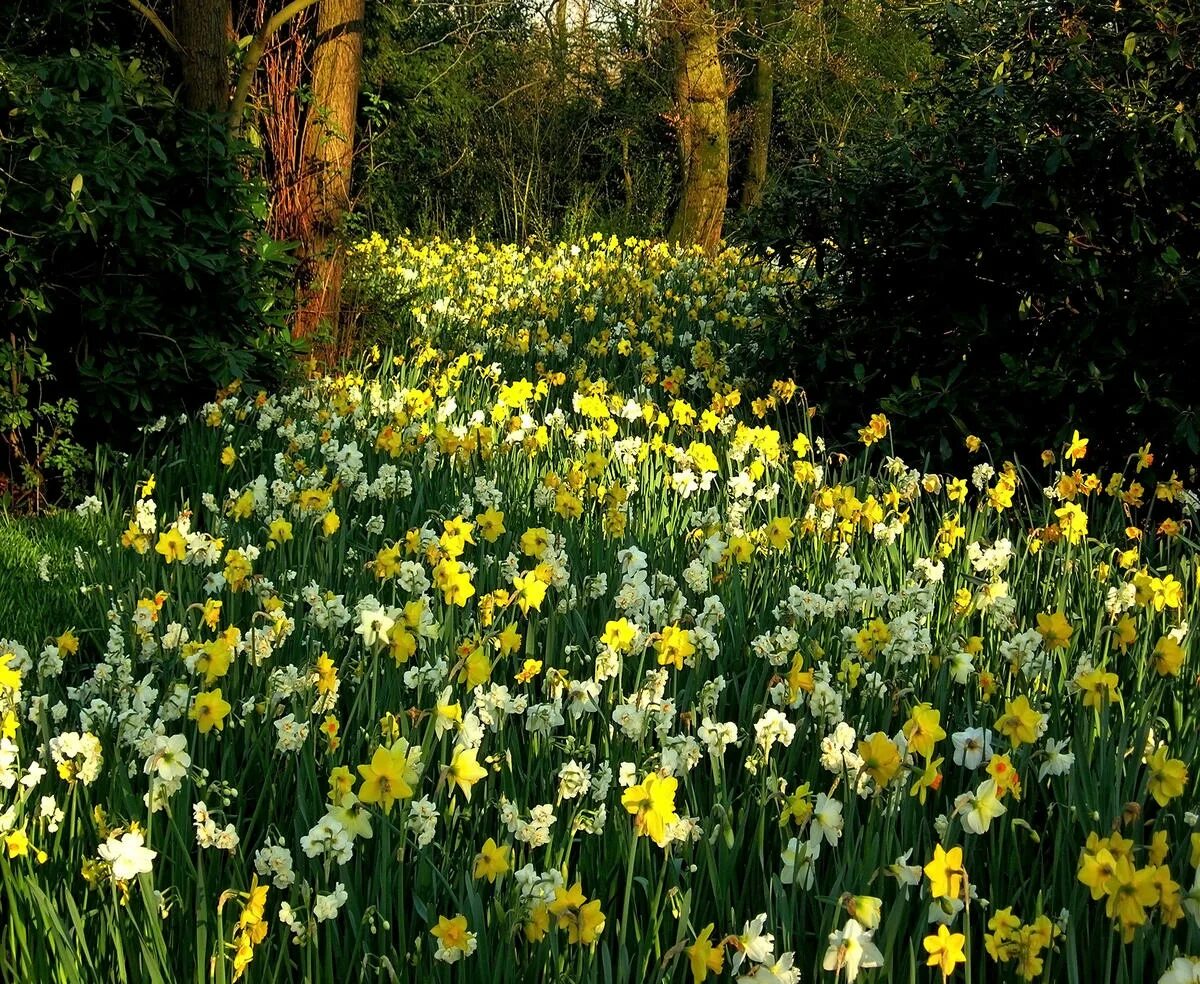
left=750, top=0, right=1200, bottom=467
left=0, top=47, right=298, bottom=500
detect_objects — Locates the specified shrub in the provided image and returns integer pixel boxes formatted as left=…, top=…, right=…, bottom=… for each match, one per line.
left=749, top=0, right=1200, bottom=467
left=0, top=47, right=298, bottom=502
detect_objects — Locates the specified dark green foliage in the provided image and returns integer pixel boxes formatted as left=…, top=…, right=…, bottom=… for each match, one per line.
left=751, top=0, right=1200, bottom=467
left=0, top=45, right=299, bottom=498
left=5, top=0, right=133, bottom=55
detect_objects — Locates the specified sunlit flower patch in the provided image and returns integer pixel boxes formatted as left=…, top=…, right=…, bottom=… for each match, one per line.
left=1, top=237, right=1198, bottom=982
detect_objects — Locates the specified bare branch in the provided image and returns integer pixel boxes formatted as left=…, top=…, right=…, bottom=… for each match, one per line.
left=126, top=0, right=184, bottom=54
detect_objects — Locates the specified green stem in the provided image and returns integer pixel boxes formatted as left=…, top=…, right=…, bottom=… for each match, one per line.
left=617, top=832, right=639, bottom=959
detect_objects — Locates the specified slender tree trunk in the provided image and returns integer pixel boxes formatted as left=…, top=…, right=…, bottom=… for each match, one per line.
left=174, top=0, right=233, bottom=113
left=666, top=0, right=729, bottom=251
left=294, top=0, right=366, bottom=342
left=740, top=47, right=773, bottom=210
left=554, top=0, right=569, bottom=80
left=620, top=130, right=634, bottom=216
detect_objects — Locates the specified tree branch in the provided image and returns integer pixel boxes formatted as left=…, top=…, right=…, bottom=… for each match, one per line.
left=228, top=0, right=323, bottom=135
left=126, top=0, right=184, bottom=54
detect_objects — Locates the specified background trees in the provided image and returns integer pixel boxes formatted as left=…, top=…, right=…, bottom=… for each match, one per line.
left=355, top=0, right=680, bottom=242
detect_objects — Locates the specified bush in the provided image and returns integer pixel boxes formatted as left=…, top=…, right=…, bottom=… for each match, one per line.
left=750, top=0, right=1200, bottom=468
left=0, top=47, right=298, bottom=502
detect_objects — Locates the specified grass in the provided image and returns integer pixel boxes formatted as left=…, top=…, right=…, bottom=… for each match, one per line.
left=0, top=510, right=89, bottom=649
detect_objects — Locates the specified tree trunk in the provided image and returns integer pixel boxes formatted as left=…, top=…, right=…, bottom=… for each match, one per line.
left=174, top=0, right=233, bottom=113
left=666, top=0, right=729, bottom=251
left=554, top=0, right=569, bottom=80
left=740, top=51, right=772, bottom=210
left=294, top=0, right=366, bottom=342
left=620, top=130, right=633, bottom=216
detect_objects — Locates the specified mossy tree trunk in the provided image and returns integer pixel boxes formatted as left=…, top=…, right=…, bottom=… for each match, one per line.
left=666, top=0, right=729, bottom=251
left=739, top=0, right=773, bottom=210
left=294, top=0, right=366, bottom=341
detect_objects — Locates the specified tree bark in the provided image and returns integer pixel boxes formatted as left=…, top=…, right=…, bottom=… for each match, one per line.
left=174, top=0, right=233, bottom=113
left=666, top=0, right=729, bottom=251
left=740, top=0, right=773, bottom=210
left=294, top=0, right=366, bottom=341
left=620, top=130, right=633, bottom=216
left=554, top=0, right=569, bottom=80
